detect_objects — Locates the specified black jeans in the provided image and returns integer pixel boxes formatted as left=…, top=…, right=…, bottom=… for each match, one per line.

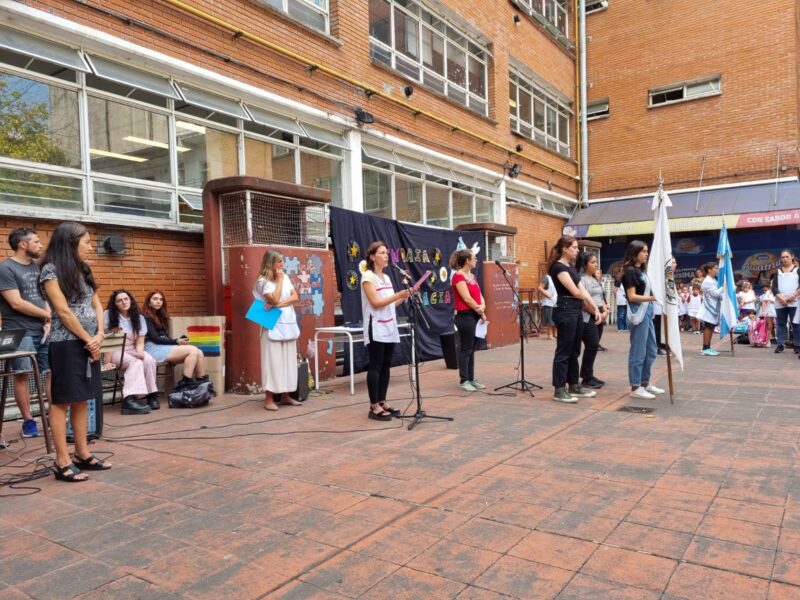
left=580, top=318, right=600, bottom=382
left=552, top=299, right=583, bottom=388
left=367, top=320, right=394, bottom=404
left=455, top=310, right=479, bottom=383
left=653, top=314, right=665, bottom=349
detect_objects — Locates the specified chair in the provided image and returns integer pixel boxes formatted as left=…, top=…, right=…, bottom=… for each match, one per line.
left=100, top=332, right=127, bottom=405
left=0, top=351, right=52, bottom=453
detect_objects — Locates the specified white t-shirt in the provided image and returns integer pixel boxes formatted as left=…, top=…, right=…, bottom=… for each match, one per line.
left=615, top=286, right=627, bottom=307
left=103, top=310, right=146, bottom=338
left=540, top=275, right=557, bottom=307
left=361, top=270, right=399, bottom=344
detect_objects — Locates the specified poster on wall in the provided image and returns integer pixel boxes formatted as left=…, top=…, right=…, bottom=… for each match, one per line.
left=330, top=206, right=483, bottom=372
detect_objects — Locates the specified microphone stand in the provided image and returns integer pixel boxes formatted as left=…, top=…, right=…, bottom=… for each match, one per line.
left=494, top=264, right=543, bottom=396
left=397, top=275, right=453, bottom=430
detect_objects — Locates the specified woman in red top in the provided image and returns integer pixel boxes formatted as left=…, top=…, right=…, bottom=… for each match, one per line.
left=450, top=249, right=486, bottom=392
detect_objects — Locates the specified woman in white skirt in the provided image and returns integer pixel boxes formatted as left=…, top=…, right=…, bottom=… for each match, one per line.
left=254, top=250, right=300, bottom=411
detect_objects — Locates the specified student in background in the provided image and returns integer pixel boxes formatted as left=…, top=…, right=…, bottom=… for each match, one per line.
left=614, top=278, right=628, bottom=331
left=538, top=272, right=558, bottom=340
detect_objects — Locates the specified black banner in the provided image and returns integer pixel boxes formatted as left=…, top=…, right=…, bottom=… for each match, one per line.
left=330, top=206, right=483, bottom=372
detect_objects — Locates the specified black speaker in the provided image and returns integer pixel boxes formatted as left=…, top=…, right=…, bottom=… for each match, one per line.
left=66, top=397, right=103, bottom=442
left=440, top=332, right=460, bottom=370
left=289, top=360, right=309, bottom=401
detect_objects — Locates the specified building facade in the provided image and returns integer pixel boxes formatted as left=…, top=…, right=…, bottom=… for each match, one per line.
left=0, top=0, right=582, bottom=303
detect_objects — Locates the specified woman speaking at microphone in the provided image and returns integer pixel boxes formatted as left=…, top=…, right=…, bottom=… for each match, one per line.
left=361, top=241, right=410, bottom=421
left=450, top=249, right=486, bottom=392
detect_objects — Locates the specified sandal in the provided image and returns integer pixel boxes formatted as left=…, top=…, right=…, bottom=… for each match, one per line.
left=368, top=407, right=392, bottom=421
left=264, top=403, right=279, bottom=411
left=280, top=398, right=302, bottom=406
left=379, top=402, right=401, bottom=417
left=53, top=463, right=88, bottom=482
left=73, top=454, right=112, bottom=471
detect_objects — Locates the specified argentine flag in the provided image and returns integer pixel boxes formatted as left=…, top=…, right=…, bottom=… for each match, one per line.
left=717, top=224, right=739, bottom=338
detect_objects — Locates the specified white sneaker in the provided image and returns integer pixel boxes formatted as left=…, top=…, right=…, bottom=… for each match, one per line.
left=645, top=384, right=665, bottom=395
left=470, top=380, right=486, bottom=389
left=460, top=381, right=477, bottom=392
left=630, top=386, right=656, bottom=400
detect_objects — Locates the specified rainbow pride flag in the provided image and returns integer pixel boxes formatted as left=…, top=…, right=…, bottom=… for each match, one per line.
left=186, top=325, right=222, bottom=357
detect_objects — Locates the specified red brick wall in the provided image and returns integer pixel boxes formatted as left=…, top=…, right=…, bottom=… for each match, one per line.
left=506, top=205, right=565, bottom=289
left=586, top=0, right=799, bottom=196
left=23, top=0, right=580, bottom=197
left=0, top=218, right=206, bottom=316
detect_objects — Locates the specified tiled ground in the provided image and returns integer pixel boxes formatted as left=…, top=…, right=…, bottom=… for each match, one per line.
left=1, top=329, right=799, bottom=599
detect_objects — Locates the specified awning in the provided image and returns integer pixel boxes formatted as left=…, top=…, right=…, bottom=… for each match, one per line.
left=565, top=179, right=800, bottom=237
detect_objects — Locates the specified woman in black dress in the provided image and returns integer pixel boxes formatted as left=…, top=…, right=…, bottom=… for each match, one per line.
left=40, top=222, right=111, bottom=482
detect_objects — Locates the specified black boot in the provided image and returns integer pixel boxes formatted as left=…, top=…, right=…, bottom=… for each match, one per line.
left=175, top=376, right=194, bottom=391
left=146, top=392, right=160, bottom=410
left=121, top=395, right=151, bottom=415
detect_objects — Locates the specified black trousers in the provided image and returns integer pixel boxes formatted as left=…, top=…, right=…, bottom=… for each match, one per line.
left=552, top=301, right=583, bottom=388
left=366, top=321, right=394, bottom=404
left=455, top=310, right=479, bottom=383
left=580, top=318, right=600, bottom=382
left=653, top=314, right=664, bottom=349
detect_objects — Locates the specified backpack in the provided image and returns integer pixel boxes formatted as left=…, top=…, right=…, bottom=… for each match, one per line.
left=749, top=317, right=769, bottom=348
left=168, top=379, right=217, bottom=408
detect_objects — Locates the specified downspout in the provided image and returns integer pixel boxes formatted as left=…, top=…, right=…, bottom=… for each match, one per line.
left=578, top=0, right=589, bottom=206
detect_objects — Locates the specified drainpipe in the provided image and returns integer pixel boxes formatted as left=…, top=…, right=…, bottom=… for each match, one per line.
left=578, top=0, right=589, bottom=206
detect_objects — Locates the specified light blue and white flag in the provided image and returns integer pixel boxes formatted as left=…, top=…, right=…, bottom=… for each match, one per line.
left=647, top=187, right=683, bottom=370
left=717, top=224, right=739, bottom=338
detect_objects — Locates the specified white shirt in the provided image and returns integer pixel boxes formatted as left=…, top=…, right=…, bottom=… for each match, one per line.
left=540, top=275, right=557, bottom=307
left=615, top=286, right=627, bottom=306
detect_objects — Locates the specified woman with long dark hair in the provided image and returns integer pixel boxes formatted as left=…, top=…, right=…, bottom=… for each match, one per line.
left=547, top=236, right=602, bottom=403
left=361, top=241, right=409, bottom=420
left=450, top=248, right=486, bottom=391
left=39, top=222, right=110, bottom=482
left=696, top=262, right=725, bottom=356
left=621, top=240, right=663, bottom=398
left=254, top=249, right=301, bottom=411
left=105, top=289, right=158, bottom=413
left=142, top=289, right=207, bottom=388
left=772, top=249, right=800, bottom=354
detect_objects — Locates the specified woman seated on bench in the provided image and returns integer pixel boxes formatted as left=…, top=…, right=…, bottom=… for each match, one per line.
left=104, top=289, right=158, bottom=415
left=142, top=289, right=207, bottom=390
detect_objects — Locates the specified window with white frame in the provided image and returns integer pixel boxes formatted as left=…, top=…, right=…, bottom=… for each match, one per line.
left=514, top=0, right=568, bottom=37
left=253, top=0, right=329, bottom=34
left=368, top=0, right=489, bottom=115
left=586, top=99, right=609, bottom=120
left=361, top=146, right=497, bottom=228
left=585, top=0, right=608, bottom=14
left=509, top=67, right=571, bottom=157
left=649, top=76, right=721, bottom=107
left=0, top=27, right=346, bottom=228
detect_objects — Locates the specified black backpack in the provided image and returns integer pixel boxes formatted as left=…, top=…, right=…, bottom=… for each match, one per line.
left=168, top=380, right=216, bottom=408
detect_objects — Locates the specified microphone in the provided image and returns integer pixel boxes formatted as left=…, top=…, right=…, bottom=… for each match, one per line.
left=494, top=259, right=509, bottom=275
left=392, top=263, right=412, bottom=281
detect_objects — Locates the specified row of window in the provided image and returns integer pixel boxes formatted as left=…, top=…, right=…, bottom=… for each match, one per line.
left=587, top=76, right=722, bottom=119
left=509, top=67, right=571, bottom=157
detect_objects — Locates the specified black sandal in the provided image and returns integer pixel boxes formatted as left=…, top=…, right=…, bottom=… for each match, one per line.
left=368, top=407, right=392, bottom=421
left=53, top=463, right=88, bottom=482
left=379, top=402, right=401, bottom=417
left=73, top=454, right=112, bottom=471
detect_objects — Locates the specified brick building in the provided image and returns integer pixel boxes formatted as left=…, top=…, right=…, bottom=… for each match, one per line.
left=573, top=0, right=800, bottom=282
left=0, top=0, right=582, bottom=304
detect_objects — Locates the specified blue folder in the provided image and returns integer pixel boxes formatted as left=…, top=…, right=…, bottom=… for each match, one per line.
left=246, top=300, right=281, bottom=329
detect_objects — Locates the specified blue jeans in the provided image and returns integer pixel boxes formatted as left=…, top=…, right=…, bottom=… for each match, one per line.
left=628, top=303, right=657, bottom=387
left=617, top=305, right=628, bottom=331
left=9, top=330, right=50, bottom=373
left=775, top=306, right=799, bottom=345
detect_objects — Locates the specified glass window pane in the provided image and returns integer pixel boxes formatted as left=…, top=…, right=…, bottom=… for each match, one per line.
left=395, top=177, right=421, bottom=224
left=446, top=42, right=466, bottom=86
left=179, top=199, right=203, bottom=225
left=245, top=137, right=296, bottom=183
left=425, top=183, right=449, bottom=227
left=299, top=150, right=342, bottom=207
left=395, top=8, right=419, bottom=60
left=519, top=88, right=532, bottom=125
left=86, top=55, right=179, bottom=99
left=558, top=112, right=569, bottom=144
left=176, top=120, right=238, bottom=188
left=475, top=194, right=493, bottom=222
left=0, top=25, right=89, bottom=72
left=88, top=96, right=171, bottom=183
left=452, top=190, right=472, bottom=226
left=546, top=105, right=557, bottom=138
left=246, top=105, right=306, bottom=136
left=94, top=181, right=171, bottom=219
left=301, top=123, right=349, bottom=150
left=369, top=0, right=391, bottom=44
left=0, top=167, right=82, bottom=210
left=422, top=28, right=444, bottom=75
left=176, top=84, right=249, bottom=120
left=0, top=73, right=81, bottom=168
left=468, top=56, right=485, bottom=98
left=288, top=1, right=327, bottom=31
left=362, top=168, right=391, bottom=219
left=533, top=97, right=545, bottom=131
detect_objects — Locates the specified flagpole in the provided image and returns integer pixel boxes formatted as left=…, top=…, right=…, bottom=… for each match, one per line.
left=656, top=173, right=675, bottom=403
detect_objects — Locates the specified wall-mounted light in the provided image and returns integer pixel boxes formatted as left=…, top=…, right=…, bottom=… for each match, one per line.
left=508, top=163, right=522, bottom=178
left=515, top=144, right=523, bottom=153
left=513, top=14, right=521, bottom=24
left=102, top=235, right=125, bottom=255
left=355, top=107, right=375, bottom=124
left=403, top=85, right=414, bottom=98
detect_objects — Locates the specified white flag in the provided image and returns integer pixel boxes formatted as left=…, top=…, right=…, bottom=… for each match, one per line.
left=647, top=189, right=684, bottom=370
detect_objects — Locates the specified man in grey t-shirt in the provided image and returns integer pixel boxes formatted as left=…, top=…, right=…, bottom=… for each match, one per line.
left=0, top=227, right=51, bottom=438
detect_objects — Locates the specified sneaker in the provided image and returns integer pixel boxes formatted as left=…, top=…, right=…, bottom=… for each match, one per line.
left=630, top=386, right=656, bottom=400
left=701, top=348, right=720, bottom=356
left=775, top=344, right=785, bottom=354
left=568, top=384, right=596, bottom=398
left=581, top=378, right=603, bottom=389
left=657, top=349, right=667, bottom=356
left=645, top=384, right=665, bottom=395
left=553, top=387, right=578, bottom=403
left=460, top=381, right=477, bottom=392
left=21, top=419, right=38, bottom=438
left=470, top=380, right=486, bottom=389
